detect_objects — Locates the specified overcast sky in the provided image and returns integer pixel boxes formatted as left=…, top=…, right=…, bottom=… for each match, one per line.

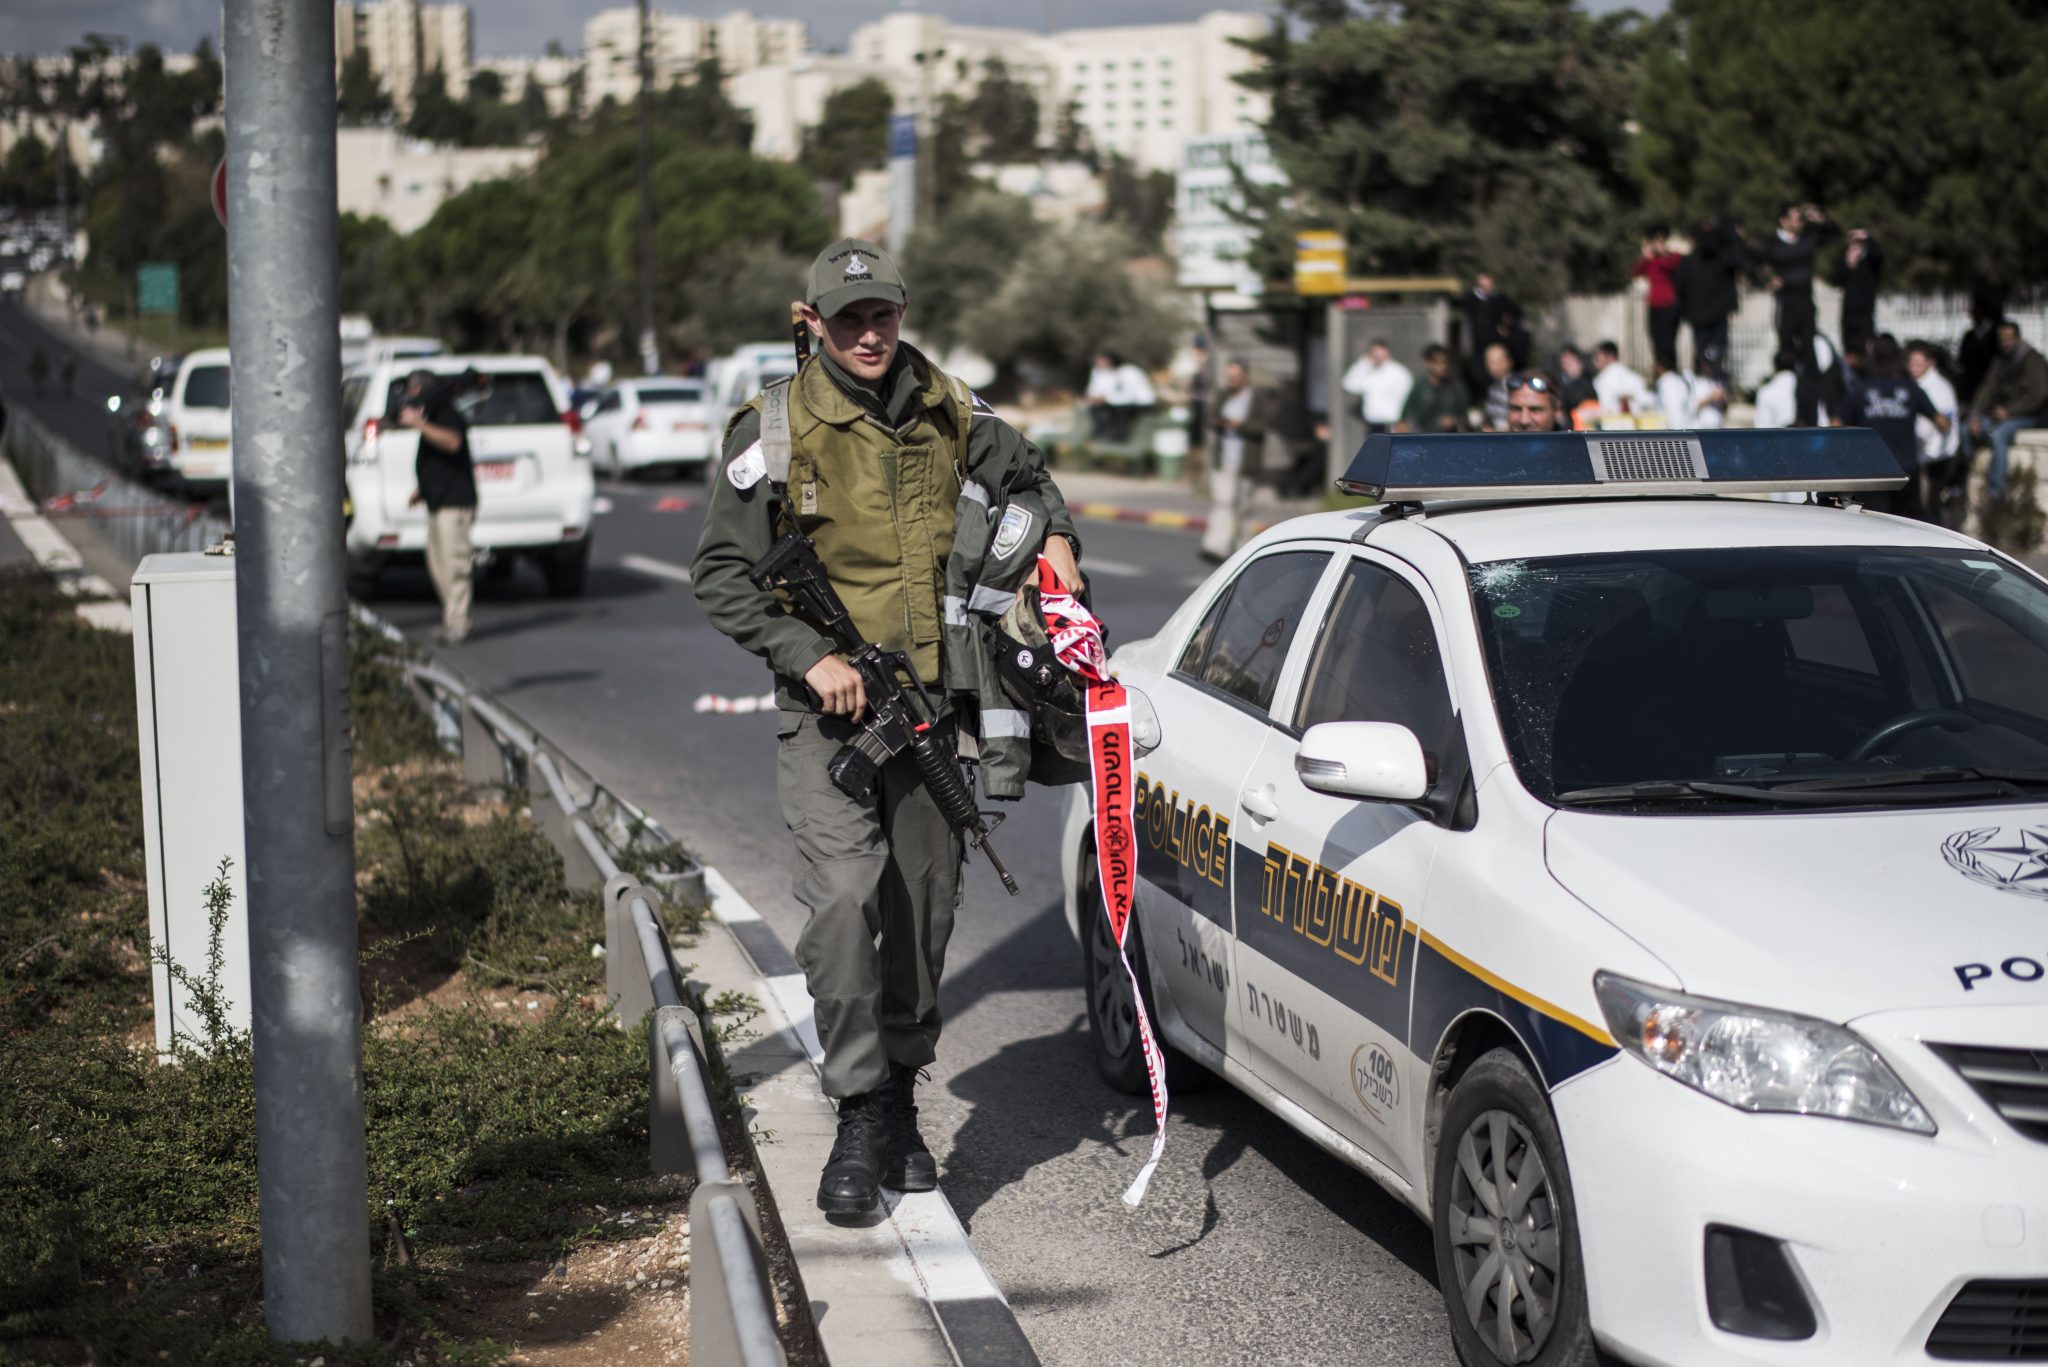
left=7, top=0, right=1663, bottom=61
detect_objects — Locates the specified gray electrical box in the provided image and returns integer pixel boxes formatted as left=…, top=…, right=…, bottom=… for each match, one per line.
left=131, top=552, right=250, bottom=1055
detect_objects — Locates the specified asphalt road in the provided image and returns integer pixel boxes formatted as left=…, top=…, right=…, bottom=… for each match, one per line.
left=0, top=295, right=1460, bottom=1365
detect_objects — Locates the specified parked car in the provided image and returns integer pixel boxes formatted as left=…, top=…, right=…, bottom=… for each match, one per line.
left=580, top=377, right=716, bottom=479
left=162, top=348, right=235, bottom=488
left=106, top=354, right=183, bottom=478
left=1062, top=427, right=2048, bottom=1367
left=340, top=354, right=595, bottom=597
left=703, top=342, right=798, bottom=451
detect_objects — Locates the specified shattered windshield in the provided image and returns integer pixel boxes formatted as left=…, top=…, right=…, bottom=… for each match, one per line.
left=1467, top=546, right=2048, bottom=808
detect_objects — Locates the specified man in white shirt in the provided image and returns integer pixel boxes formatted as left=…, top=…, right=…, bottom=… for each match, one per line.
left=1339, top=339, right=1414, bottom=434
left=1907, top=339, right=1963, bottom=519
left=1590, top=340, right=1652, bottom=416
left=1906, top=341, right=1960, bottom=462
left=1085, top=351, right=1155, bottom=440
left=1754, top=349, right=1801, bottom=429
left=1653, top=359, right=1727, bottom=429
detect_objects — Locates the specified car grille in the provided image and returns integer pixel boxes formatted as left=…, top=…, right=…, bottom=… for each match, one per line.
left=1928, top=1044, right=2048, bottom=1143
left=1927, top=1280, right=2048, bottom=1360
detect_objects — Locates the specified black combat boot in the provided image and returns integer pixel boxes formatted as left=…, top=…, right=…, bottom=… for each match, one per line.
left=880, top=1062, right=937, bottom=1192
left=817, top=1092, right=889, bottom=1214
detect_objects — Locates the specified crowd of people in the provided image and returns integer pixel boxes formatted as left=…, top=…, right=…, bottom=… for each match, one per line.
left=1321, top=214, right=2047, bottom=527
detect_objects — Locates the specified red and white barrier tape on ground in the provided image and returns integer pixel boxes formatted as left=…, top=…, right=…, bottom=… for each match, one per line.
left=1037, top=558, right=1166, bottom=1205
left=693, top=691, right=778, bottom=714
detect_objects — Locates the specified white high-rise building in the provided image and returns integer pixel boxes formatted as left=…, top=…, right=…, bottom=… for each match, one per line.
left=836, top=10, right=1270, bottom=173
left=581, top=9, right=810, bottom=108
left=335, top=0, right=473, bottom=113
left=1045, top=12, right=1269, bottom=171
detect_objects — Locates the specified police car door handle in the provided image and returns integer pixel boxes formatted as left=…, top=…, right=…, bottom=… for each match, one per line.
left=1239, top=784, right=1279, bottom=823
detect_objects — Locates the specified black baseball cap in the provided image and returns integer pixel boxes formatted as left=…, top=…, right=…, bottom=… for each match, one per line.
left=805, top=238, right=906, bottom=318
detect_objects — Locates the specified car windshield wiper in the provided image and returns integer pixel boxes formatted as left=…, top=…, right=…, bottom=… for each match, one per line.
left=1553, top=773, right=2041, bottom=807
left=1554, top=779, right=1811, bottom=806
left=1760, top=766, right=2048, bottom=795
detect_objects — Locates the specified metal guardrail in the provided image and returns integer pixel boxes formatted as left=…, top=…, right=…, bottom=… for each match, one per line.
left=1, top=406, right=231, bottom=571
left=396, top=649, right=786, bottom=1367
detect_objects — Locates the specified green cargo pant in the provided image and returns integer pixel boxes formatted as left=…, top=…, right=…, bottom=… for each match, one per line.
left=777, top=709, right=964, bottom=1099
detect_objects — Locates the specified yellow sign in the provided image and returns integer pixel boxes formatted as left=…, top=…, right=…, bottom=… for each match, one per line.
left=1293, top=230, right=1347, bottom=296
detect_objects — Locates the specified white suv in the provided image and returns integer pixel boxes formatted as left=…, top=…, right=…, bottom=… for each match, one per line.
left=341, top=355, right=595, bottom=597
left=163, top=348, right=235, bottom=488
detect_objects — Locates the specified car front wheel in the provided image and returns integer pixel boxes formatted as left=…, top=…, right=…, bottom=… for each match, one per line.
left=1079, top=847, right=1212, bottom=1095
left=1432, top=1048, right=1596, bottom=1367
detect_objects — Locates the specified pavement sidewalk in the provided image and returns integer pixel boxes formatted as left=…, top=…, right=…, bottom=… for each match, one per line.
left=685, top=870, right=1040, bottom=1367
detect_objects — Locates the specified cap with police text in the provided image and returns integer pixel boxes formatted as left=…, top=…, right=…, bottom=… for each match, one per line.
left=806, top=238, right=906, bottom=319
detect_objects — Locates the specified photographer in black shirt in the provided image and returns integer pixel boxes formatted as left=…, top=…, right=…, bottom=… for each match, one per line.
left=397, top=369, right=477, bottom=644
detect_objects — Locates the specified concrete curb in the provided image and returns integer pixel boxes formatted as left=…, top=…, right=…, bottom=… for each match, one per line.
left=694, top=868, right=1041, bottom=1367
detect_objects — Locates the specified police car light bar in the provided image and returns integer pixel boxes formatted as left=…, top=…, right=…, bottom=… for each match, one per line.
left=1336, top=429, right=1907, bottom=503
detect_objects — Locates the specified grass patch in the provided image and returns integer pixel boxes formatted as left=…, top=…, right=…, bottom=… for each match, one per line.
left=0, top=571, right=671, bottom=1364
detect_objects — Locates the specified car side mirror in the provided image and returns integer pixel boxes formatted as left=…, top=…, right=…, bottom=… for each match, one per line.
left=1127, top=686, right=1161, bottom=757
left=1294, top=722, right=1429, bottom=802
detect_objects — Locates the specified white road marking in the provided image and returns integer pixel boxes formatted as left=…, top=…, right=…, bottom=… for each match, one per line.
left=620, top=552, right=691, bottom=585
left=1080, top=557, right=1143, bottom=577
left=592, top=496, right=615, bottom=514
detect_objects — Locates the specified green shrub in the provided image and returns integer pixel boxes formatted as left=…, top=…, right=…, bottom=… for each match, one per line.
left=0, top=573, right=657, bottom=1364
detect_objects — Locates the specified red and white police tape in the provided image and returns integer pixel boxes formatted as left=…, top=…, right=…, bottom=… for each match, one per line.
left=1038, top=557, right=1166, bottom=1205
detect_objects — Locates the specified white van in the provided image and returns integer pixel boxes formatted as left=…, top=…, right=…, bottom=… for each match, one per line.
left=163, top=348, right=235, bottom=488
left=340, top=355, right=595, bottom=597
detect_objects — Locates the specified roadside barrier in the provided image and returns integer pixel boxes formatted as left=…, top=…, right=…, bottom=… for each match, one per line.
left=390, top=636, right=786, bottom=1367
left=1, top=407, right=229, bottom=570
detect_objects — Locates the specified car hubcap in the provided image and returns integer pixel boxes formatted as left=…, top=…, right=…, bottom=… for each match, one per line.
left=1447, top=1109, right=1562, bottom=1364
left=1087, top=870, right=1137, bottom=1059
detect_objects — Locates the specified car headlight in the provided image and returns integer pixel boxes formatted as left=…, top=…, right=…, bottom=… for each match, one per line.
left=1593, top=972, right=1934, bottom=1134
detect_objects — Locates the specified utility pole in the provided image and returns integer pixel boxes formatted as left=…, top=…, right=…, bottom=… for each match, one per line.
left=913, top=47, right=945, bottom=232
left=635, top=0, right=660, bottom=377
left=223, top=0, right=373, bottom=1347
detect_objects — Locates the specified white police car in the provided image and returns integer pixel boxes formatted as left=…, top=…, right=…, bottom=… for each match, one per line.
left=1061, top=429, right=2048, bottom=1367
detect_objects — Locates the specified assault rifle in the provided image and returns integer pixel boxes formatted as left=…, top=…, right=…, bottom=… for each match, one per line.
left=750, top=529, right=1020, bottom=896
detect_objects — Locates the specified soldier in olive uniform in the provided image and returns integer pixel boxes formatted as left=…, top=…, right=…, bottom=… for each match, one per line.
left=692, top=239, right=1083, bottom=1214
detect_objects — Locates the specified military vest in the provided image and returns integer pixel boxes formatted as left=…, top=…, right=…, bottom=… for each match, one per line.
left=742, top=352, right=971, bottom=684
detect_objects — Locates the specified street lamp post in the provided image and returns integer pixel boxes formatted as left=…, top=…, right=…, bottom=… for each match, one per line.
left=223, top=0, right=374, bottom=1345
left=635, top=0, right=659, bottom=377
left=912, top=47, right=946, bottom=233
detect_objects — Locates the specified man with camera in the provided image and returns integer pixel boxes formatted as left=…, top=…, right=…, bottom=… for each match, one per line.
left=692, top=239, right=1082, bottom=1215
left=397, top=369, right=477, bottom=645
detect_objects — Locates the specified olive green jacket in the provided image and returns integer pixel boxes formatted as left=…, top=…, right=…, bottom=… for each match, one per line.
left=691, top=344, right=1081, bottom=720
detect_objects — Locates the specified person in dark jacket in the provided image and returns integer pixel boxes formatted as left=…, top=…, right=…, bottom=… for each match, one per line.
left=1840, top=336, right=1948, bottom=520
left=1969, top=319, right=2048, bottom=501
left=1463, top=272, right=1515, bottom=392
left=1758, top=203, right=1840, bottom=359
left=1675, top=216, right=1746, bottom=380
left=1398, top=344, right=1472, bottom=434
left=1831, top=229, right=1883, bottom=356
left=1956, top=292, right=2004, bottom=415
left=398, top=370, right=477, bottom=644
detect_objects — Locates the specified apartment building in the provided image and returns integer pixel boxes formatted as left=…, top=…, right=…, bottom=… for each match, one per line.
left=837, top=9, right=1268, bottom=173
left=581, top=9, right=809, bottom=108
left=334, top=0, right=473, bottom=113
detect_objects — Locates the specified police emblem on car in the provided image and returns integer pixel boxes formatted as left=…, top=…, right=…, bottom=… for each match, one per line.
left=1941, top=826, right=2048, bottom=901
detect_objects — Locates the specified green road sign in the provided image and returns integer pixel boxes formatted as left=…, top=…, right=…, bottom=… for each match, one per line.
left=137, top=263, right=179, bottom=316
